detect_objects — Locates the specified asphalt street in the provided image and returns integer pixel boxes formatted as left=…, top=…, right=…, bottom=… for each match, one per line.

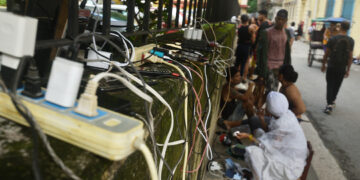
left=292, top=40, right=360, bottom=180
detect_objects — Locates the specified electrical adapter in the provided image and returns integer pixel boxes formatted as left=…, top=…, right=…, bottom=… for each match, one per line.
left=45, top=57, right=84, bottom=107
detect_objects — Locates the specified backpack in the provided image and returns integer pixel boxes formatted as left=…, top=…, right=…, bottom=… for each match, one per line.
left=331, top=37, right=351, bottom=67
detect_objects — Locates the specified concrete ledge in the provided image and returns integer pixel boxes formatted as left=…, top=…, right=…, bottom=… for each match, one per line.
left=301, top=115, right=347, bottom=180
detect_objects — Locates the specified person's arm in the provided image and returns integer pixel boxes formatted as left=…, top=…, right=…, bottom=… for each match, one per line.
left=231, top=88, right=248, bottom=102
left=249, top=24, right=258, bottom=44
left=289, top=28, right=295, bottom=47
left=322, top=48, right=330, bottom=72
left=345, top=50, right=353, bottom=78
left=235, top=133, right=260, bottom=145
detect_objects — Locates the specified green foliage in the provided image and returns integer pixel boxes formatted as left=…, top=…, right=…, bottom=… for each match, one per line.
left=248, top=0, right=257, bottom=13
left=0, top=0, right=6, bottom=6
left=134, top=0, right=160, bottom=29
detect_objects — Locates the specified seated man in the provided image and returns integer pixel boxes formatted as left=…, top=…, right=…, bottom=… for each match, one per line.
left=278, top=64, right=306, bottom=119
left=225, top=64, right=306, bottom=132
left=219, top=67, right=254, bottom=127
left=236, top=92, right=308, bottom=180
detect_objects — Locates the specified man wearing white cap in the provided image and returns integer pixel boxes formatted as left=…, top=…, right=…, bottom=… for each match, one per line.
left=236, top=91, right=308, bottom=180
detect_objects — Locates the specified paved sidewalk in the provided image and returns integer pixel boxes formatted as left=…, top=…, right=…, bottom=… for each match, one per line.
left=301, top=115, right=347, bottom=180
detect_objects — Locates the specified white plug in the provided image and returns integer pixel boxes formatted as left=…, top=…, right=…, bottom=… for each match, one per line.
left=75, top=80, right=99, bottom=117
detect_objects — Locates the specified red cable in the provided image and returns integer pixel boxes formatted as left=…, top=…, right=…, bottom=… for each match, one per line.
left=185, top=66, right=204, bottom=99
left=182, top=77, right=210, bottom=173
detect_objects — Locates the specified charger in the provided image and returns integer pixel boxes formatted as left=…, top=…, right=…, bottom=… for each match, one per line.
left=86, top=49, right=112, bottom=69
left=0, top=11, right=38, bottom=57
left=45, top=57, right=84, bottom=107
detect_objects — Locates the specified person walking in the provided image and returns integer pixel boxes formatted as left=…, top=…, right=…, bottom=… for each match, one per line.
left=256, top=9, right=292, bottom=93
left=296, top=21, right=304, bottom=40
left=321, top=21, right=354, bottom=114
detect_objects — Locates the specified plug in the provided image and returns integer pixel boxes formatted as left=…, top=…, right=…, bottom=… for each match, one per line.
left=74, top=80, right=99, bottom=117
left=208, top=41, right=219, bottom=47
left=21, top=60, right=44, bottom=98
left=145, top=53, right=164, bottom=63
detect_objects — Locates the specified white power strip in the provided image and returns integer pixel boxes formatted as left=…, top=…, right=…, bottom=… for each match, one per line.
left=0, top=90, right=145, bottom=161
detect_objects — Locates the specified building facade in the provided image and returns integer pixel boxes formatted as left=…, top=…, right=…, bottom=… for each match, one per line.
left=238, top=0, right=249, bottom=14
left=283, top=0, right=360, bottom=56
left=258, top=0, right=284, bottom=19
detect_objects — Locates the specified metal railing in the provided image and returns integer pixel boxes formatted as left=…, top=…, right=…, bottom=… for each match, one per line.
left=36, top=0, right=208, bottom=50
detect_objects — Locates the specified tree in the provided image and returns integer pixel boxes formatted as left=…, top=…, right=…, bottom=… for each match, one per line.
left=248, top=0, right=257, bottom=13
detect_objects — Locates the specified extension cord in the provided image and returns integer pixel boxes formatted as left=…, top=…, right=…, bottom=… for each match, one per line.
left=133, top=43, right=156, bottom=65
left=0, top=89, right=145, bottom=161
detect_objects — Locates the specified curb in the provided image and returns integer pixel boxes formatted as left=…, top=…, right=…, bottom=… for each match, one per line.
left=301, top=114, right=347, bottom=180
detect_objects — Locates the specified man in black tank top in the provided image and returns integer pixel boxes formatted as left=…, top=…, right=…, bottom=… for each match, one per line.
left=235, top=14, right=257, bottom=78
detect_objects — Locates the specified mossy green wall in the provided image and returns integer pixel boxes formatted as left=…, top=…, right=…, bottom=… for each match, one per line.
left=0, top=23, right=236, bottom=180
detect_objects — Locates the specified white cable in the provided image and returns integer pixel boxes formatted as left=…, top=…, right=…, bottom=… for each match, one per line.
left=108, top=63, right=177, bottom=179
left=145, top=57, right=189, bottom=180
left=92, top=72, right=153, bottom=103
left=111, top=32, right=130, bottom=62
left=134, top=138, right=159, bottom=180
left=156, top=140, right=185, bottom=146
left=204, top=64, right=213, bottom=160
left=112, top=30, right=135, bottom=62
left=89, top=0, right=101, bottom=52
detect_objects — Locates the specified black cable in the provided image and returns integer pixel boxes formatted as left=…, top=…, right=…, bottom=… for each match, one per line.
left=8, top=58, right=42, bottom=180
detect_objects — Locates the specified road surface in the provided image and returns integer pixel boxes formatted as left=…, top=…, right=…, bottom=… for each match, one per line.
left=292, top=40, right=360, bottom=180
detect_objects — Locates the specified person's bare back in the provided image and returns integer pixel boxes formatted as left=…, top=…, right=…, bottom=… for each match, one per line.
left=280, top=84, right=306, bottom=118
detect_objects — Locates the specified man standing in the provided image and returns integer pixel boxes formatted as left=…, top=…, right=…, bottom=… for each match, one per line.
left=256, top=9, right=292, bottom=93
left=257, top=10, right=271, bottom=33
left=321, top=21, right=354, bottom=114
left=256, top=10, right=272, bottom=45
left=235, top=14, right=257, bottom=78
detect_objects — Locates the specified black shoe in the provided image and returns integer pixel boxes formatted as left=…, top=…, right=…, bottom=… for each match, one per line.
left=324, top=105, right=333, bottom=114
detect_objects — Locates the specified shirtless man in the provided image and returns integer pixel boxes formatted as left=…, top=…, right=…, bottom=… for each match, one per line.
left=278, top=64, right=306, bottom=118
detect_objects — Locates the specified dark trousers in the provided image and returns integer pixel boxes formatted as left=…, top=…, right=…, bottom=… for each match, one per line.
left=235, top=43, right=251, bottom=76
left=326, top=67, right=345, bottom=105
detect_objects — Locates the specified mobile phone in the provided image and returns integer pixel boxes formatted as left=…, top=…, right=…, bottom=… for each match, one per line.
left=233, top=131, right=241, bottom=137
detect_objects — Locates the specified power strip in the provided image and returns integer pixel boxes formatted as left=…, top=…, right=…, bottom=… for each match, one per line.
left=0, top=89, right=144, bottom=161
left=133, top=44, right=156, bottom=65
